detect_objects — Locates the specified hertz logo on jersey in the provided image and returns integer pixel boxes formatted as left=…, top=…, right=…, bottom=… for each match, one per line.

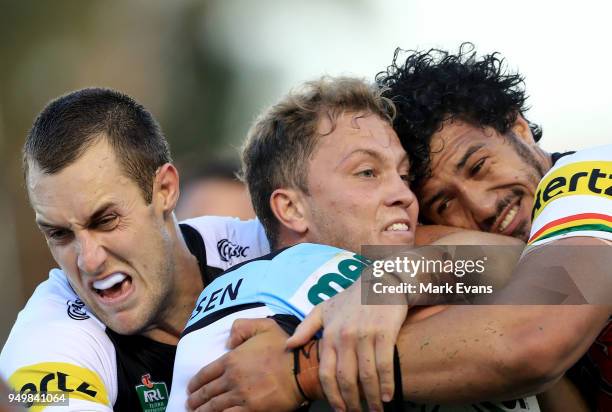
left=531, top=161, right=612, bottom=221
left=8, top=362, right=109, bottom=411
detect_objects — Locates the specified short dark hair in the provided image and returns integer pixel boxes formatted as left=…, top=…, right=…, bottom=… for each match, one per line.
left=376, top=43, right=542, bottom=189
left=23, top=88, right=172, bottom=203
left=241, top=76, right=394, bottom=248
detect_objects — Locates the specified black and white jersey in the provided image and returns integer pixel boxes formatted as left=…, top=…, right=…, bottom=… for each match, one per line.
left=0, top=216, right=269, bottom=411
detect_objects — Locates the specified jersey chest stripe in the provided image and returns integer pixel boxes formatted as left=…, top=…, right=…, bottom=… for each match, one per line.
left=529, top=218, right=612, bottom=244
left=528, top=213, right=611, bottom=243
left=181, top=302, right=265, bottom=338
left=530, top=223, right=612, bottom=244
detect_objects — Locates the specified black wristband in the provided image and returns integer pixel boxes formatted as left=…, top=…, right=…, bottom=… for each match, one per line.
left=293, top=347, right=310, bottom=402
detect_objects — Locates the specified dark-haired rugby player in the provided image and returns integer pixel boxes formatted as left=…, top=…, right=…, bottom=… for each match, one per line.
left=187, top=45, right=610, bottom=412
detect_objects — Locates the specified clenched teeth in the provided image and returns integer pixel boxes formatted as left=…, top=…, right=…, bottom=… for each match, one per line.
left=93, top=273, right=127, bottom=291
left=499, top=206, right=519, bottom=232
left=386, top=223, right=409, bottom=231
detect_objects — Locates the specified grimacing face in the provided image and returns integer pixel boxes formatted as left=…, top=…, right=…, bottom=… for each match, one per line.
left=301, top=112, right=419, bottom=252
left=417, top=118, right=549, bottom=241
left=27, top=138, right=177, bottom=335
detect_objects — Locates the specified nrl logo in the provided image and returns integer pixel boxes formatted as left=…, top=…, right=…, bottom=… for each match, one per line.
left=135, top=373, right=169, bottom=412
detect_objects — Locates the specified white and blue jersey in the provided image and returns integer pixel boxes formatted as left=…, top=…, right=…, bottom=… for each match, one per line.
left=167, top=243, right=368, bottom=410
left=167, top=242, right=540, bottom=411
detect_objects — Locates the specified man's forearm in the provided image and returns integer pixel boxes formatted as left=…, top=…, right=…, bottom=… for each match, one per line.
left=415, top=225, right=466, bottom=246
left=396, top=236, right=612, bottom=403
left=396, top=302, right=609, bottom=403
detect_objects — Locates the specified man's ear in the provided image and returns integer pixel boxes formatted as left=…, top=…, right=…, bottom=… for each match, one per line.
left=153, top=163, right=180, bottom=217
left=511, top=114, right=535, bottom=145
left=269, top=188, right=308, bottom=235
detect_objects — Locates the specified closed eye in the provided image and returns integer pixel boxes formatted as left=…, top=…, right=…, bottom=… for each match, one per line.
left=47, top=228, right=73, bottom=243
left=469, top=158, right=486, bottom=176
left=92, top=214, right=119, bottom=230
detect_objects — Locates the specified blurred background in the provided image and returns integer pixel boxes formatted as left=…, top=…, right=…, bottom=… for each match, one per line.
left=1, top=0, right=610, bottom=345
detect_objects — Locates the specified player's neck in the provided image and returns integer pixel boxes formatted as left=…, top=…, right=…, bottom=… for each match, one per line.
left=273, top=228, right=308, bottom=251
left=143, top=223, right=204, bottom=345
left=540, top=148, right=554, bottom=174
left=141, top=258, right=202, bottom=345
left=142, top=326, right=182, bottom=345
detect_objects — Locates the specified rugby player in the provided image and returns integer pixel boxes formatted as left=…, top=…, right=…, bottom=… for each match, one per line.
left=374, top=43, right=612, bottom=411
left=169, top=76, right=536, bottom=412
left=0, top=88, right=269, bottom=411
left=186, top=46, right=611, bottom=412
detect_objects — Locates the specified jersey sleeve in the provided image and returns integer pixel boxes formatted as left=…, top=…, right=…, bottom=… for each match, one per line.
left=0, top=320, right=115, bottom=411
left=180, top=216, right=270, bottom=269
left=527, top=145, right=612, bottom=247
left=0, top=271, right=117, bottom=411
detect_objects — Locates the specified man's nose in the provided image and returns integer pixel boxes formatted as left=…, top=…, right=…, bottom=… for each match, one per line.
left=76, top=232, right=107, bottom=276
left=458, top=187, right=498, bottom=231
left=384, top=173, right=418, bottom=210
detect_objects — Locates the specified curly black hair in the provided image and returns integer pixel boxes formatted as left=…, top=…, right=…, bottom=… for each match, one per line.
left=376, top=43, right=542, bottom=189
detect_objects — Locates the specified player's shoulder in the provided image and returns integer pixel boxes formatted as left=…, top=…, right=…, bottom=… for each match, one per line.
left=0, top=269, right=116, bottom=408
left=180, top=216, right=270, bottom=267
left=529, top=144, right=611, bottom=246
left=201, top=242, right=366, bottom=311
left=532, top=144, right=611, bottom=218
left=1, top=269, right=112, bottom=362
left=550, top=144, right=612, bottom=170
left=268, top=242, right=359, bottom=273
left=220, top=242, right=350, bottom=278
left=11, top=269, right=104, bottom=330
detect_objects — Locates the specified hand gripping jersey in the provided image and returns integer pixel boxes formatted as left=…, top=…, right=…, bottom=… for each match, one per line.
left=168, top=243, right=539, bottom=412
left=528, top=145, right=612, bottom=411
left=0, top=216, right=269, bottom=412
